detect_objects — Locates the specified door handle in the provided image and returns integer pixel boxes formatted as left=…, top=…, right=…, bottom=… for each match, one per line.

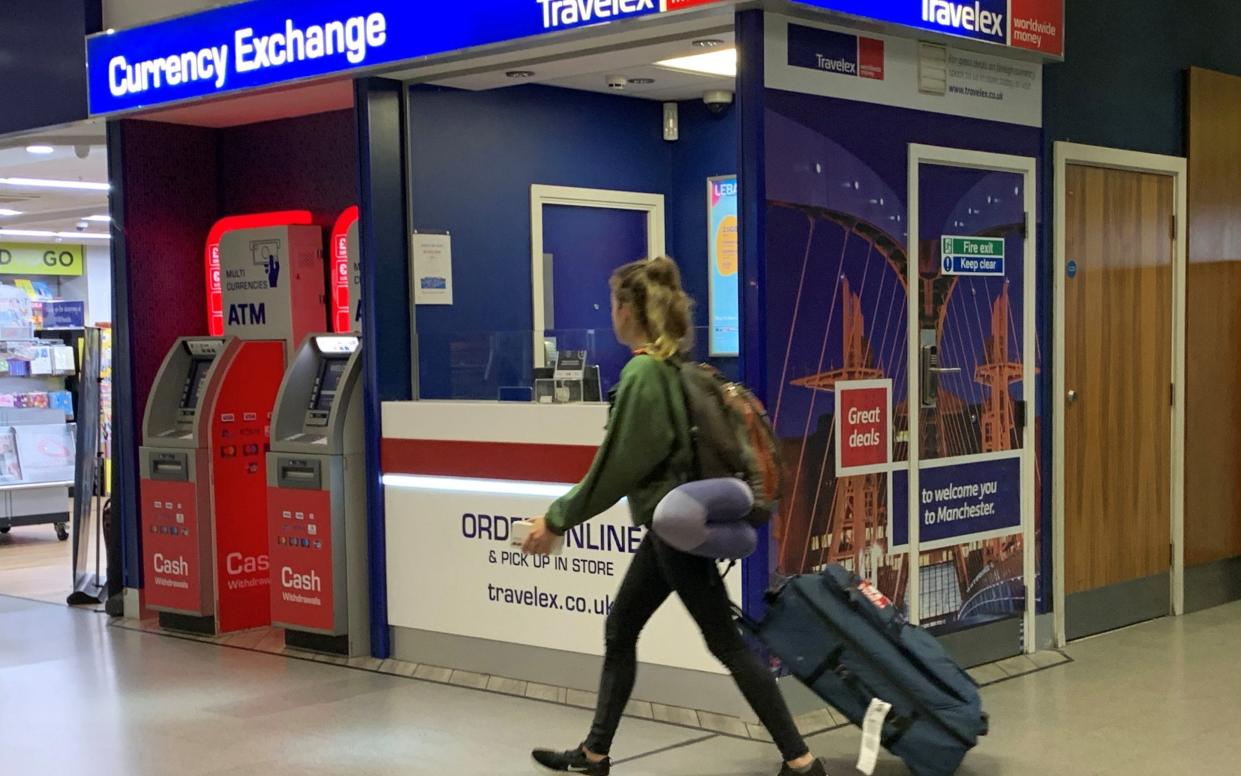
left=920, top=331, right=959, bottom=409
left=1067, top=389, right=1078, bottom=404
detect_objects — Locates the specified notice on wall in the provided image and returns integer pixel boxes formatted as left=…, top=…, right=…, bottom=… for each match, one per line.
left=835, top=379, right=892, bottom=475
left=708, top=176, right=740, bottom=356
left=385, top=488, right=742, bottom=674
left=891, top=454, right=1022, bottom=552
left=412, top=232, right=454, bottom=306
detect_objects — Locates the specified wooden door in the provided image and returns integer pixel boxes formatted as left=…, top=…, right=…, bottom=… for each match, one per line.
left=1064, top=164, right=1173, bottom=601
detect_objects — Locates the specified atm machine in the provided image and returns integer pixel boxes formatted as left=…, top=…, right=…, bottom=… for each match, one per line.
left=265, top=334, right=368, bottom=655
left=140, top=224, right=325, bottom=634
left=139, top=338, right=225, bottom=624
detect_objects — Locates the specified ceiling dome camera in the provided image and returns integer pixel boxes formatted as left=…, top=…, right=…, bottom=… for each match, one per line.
left=703, top=89, right=734, bottom=114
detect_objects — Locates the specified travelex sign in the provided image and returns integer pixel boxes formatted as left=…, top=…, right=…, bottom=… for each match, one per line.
left=791, top=0, right=1063, bottom=55
left=87, top=0, right=723, bottom=115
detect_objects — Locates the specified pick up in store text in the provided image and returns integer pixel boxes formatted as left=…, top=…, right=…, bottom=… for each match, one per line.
left=490, top=550, right=615, bottom=577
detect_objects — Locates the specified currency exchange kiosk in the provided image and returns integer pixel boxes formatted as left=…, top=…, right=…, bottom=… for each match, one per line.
left=266, top=334, right=368, bottom=656
left=140, top=225, right=325, bottom=634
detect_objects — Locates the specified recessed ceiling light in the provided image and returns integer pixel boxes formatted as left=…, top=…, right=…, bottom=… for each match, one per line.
left=84, top=215, right=111, bottom=222
left=0, top=228, right=110, bottom=241
left=0, top=177, right=110, bottom=192
left=25, top=145, right=55, bottom=155
left=655, top=49, right=737, bottom=78
left=505, top=70, right=536, bottom=78
left=628, top=78, right=656, bottom=85
left=692, top=39, right=726, bottom=49
left=0, top=209, right=21, bottom=217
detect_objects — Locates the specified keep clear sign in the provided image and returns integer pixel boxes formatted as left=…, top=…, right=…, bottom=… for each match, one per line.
left=941, top=235, right=1005, bottom=276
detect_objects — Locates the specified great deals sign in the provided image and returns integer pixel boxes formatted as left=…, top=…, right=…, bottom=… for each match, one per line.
left=835, top=379, right=892, bottom=475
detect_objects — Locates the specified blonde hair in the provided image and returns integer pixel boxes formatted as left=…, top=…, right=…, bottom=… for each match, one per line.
left=610, top=256, right=695, bottom=360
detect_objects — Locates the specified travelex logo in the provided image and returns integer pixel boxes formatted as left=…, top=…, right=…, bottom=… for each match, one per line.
left=108, top=13, right=388, bottom=99
left=922, top=0, right=1006, bottom=42
left=787, top=24, right=885, bottom=81
left=539, top=0, right=719, bottom=28
left=538, top=0, right=653, bottom=29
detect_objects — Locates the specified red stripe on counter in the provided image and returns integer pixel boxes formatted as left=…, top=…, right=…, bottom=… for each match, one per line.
left=382, top=438, right=598, bottom=483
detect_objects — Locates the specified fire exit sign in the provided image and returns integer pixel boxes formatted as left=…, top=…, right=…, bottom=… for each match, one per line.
left=941, top=235, right=1005, bottom=276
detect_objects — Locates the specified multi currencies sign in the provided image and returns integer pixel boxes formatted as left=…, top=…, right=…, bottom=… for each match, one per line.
left=791, top=0, right=1063, bottom=55
left=87, top=0, right=724, bottom=115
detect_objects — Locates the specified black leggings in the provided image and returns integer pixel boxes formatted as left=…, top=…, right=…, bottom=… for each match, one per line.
left=584, top=533, right=809, bottom=762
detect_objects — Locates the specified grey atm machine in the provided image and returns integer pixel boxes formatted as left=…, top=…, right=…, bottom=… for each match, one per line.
left=265, top=334, right=368, bottom=656
left=138, top=338, right=226, bottom=625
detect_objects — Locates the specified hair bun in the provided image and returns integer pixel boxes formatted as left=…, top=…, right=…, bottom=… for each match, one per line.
left=645, top=255, right=682, bottom=288
left=611, top=255, right=695, bottom=360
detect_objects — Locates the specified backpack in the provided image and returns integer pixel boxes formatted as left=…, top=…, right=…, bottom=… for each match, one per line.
left=676, top=361, right=785, bottom=526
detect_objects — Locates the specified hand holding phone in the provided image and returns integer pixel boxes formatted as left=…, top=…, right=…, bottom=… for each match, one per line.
left=512, top=517, right=563, bottom=556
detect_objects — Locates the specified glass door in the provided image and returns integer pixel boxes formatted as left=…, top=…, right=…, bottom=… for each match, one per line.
left=902, top=146, right=1037, bottom=656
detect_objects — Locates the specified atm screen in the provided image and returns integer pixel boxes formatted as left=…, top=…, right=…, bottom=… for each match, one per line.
left=181, top=358, right=212, bottom=410
left=312, top=358, right=348, bottom=412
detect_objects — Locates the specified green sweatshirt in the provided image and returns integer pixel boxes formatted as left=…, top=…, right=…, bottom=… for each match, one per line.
left=545, top=355, right=693, bottom=535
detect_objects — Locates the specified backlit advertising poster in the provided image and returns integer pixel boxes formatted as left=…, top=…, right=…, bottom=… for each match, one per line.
left=708, top=175, right=739, bottom=356
left=762, top=75, right=1046, bottom=635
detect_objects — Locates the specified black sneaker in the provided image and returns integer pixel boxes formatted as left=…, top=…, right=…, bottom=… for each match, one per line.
left=531, top=746, right=611, bottom=775
left=777, top=758, right=828, bottom=776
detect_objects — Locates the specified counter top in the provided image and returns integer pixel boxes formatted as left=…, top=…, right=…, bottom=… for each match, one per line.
left=380, top=401, right=608, bottom=483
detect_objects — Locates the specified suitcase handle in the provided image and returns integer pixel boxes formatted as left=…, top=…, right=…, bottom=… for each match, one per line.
left=731, top=602, right=762, bottom=634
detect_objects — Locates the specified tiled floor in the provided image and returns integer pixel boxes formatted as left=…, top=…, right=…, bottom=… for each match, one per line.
left=3, top=593, right=1239, bottom=775
left=0, top=523, right=77, bottom=605
left=109, top=615, right=1070, bottom=741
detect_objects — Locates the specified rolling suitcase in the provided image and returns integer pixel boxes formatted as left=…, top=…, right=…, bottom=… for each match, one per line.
left=743, top=565, right=987, bottom=776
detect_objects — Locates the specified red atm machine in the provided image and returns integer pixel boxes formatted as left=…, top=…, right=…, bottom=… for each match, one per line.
left=140, top=224, right=325, bottom=634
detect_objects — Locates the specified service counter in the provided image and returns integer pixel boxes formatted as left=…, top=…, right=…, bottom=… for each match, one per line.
left=380, top=399, right=750, bottom=715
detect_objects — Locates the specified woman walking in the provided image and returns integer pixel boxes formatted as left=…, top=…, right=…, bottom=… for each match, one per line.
left=523, top=257, right=827, bottom=776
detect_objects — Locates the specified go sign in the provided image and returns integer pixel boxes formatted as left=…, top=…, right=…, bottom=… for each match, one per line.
left=0, top=243, right=84, bottom=276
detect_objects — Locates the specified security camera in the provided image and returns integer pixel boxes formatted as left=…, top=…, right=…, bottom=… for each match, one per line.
left=606, top=74, right=627, bottom=90
left=703, top=89, right=734, bottom=114
left=75, top=221, right=89, bottom=232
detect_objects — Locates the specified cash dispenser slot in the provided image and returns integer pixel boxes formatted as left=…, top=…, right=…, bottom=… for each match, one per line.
left=277, top=457, right=323, bottom=490
left=149, top=452, right=190, bottom=482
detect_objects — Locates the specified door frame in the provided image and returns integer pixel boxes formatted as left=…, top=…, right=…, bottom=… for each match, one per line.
left=530, top=184, right=666, bottom=366
left=907, top=144, right=1038, bottom=653
left=1052, top=142, right=1188, bottom=648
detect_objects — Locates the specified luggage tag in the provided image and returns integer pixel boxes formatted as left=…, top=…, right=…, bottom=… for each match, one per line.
left=856, top=697, right=893, bottom=776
